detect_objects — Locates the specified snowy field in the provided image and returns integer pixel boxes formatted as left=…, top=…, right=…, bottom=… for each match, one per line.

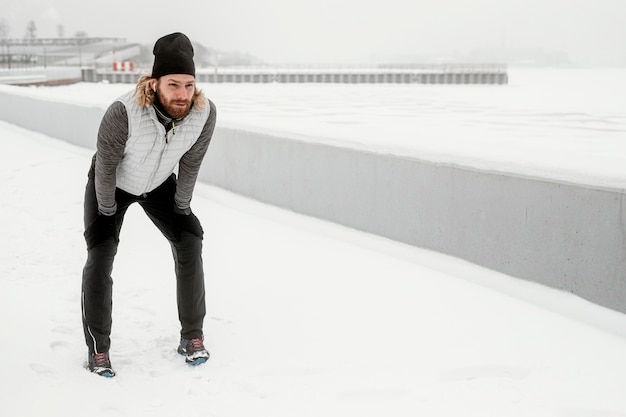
left=2, top=68, right=626, bottom=416
left=2, top=67, right=625, bottom=189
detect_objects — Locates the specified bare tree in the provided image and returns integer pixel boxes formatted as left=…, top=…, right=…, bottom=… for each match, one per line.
left=24, top=20, right=37, bottom=39
left=0, top=18, right=10, bottom=38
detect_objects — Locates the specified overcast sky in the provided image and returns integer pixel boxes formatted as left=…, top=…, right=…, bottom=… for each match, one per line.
left=3, top=0, right=626, bottom=65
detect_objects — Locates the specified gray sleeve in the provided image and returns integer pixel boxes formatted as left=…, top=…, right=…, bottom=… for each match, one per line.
left=175, top=99, right=217, bottom=211
left=95, top=101, right=128, bottom=215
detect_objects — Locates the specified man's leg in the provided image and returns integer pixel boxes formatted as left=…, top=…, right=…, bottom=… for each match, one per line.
left=139, top=175, right=206, bottom=341
left=171, top=229, right=206, bottom=341
left=80, top=164, right=131, bottom=354
left=81, top=241, right=117, bottom=354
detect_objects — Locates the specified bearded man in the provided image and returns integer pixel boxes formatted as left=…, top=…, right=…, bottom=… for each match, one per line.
left=81, top=32, right=217, bottom=377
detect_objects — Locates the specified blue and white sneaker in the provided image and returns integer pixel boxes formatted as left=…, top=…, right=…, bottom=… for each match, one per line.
left=87, top=352, right=115, bottom=377
left=177, top=338, right=210, bottom=365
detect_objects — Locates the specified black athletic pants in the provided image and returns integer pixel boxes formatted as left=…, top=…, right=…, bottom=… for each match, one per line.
left=81, top=162, right=206, bottom=354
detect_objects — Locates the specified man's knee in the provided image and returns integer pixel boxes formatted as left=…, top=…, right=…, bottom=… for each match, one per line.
left=84, top=215, right=120, bottom=250
left=84, top=240, right=118, bottom=271
left=171, top=231, right=203, bottom=264
left=174, top=213, right=204, bottom=240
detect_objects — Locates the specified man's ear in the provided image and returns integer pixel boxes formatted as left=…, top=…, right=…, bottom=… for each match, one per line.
left=149, top=78, right=157, bottom=92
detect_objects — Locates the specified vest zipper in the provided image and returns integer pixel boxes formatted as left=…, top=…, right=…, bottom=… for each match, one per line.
left=165, top=121, right=176, bottom=144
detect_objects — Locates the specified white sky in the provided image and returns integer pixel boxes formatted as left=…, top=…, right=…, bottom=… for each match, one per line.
left=2, top=0, right=626, bottom=65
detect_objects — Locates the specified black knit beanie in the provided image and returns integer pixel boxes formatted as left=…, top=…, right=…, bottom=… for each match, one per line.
left=151, top=32, right=195, bottom=78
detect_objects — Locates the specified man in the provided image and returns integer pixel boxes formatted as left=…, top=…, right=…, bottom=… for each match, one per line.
left=81, top=32, right=217, bottom=377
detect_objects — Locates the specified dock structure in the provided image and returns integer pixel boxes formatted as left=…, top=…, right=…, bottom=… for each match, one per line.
left=82, top=64, right=508, bottom=85
left=0, top=37, right=506, bottom=85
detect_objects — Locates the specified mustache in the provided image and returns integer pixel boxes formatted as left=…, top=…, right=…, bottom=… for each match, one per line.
left=155, top=92, right=191, bottom=106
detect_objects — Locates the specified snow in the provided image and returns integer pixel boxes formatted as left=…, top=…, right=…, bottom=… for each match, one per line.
left=2, top=69, right=626, bottom=416
left=3, top=67, right=626, bottom=189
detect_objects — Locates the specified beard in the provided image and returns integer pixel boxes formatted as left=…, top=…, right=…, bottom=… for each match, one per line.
left=156, top=92, right=192, bottom=119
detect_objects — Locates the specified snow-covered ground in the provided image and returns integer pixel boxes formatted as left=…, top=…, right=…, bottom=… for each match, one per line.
left=3, top=109, right=626, bottom=414
left=2, top=68, right=626, bottom=416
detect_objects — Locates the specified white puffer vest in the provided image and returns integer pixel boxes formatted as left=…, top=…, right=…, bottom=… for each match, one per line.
left=115, top=90, right=210, bottom=196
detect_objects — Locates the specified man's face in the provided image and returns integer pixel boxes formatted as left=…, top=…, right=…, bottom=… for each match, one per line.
left=153, top=74, right=196, bottom=119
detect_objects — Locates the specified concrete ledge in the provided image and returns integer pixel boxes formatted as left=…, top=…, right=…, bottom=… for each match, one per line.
left=205, top=127, right=626, bottom=312
left=1, top=88, right=625, bottom=312
left=0, top=91, right=102, bottom=148
left=0, top=68, right=82, bottom=86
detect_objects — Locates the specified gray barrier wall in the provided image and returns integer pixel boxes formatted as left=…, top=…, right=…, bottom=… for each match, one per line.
left=205, top=128, right=626, bottom=313
left=0, top=92, right=102, bottom=147
left=2, top=89, right=625, bottom=313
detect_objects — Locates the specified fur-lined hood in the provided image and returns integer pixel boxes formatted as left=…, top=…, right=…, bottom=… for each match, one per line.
left=134, top=74, right=206, bottom=110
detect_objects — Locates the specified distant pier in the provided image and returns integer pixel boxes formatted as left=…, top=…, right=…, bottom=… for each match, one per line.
left=82, top=64, right=508, bottom=85
left=0, top=37, right=507, bottom=85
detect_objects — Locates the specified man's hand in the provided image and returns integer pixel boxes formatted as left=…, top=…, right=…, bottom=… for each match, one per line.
left=173, top=206, right=203, bottom=238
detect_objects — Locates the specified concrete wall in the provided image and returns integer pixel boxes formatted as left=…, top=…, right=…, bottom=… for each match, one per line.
left=205, top=128, right=626, bottom=312
left=2, top=89, right=625, bottom=313
left=0, top=92, right=102, bottom=147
